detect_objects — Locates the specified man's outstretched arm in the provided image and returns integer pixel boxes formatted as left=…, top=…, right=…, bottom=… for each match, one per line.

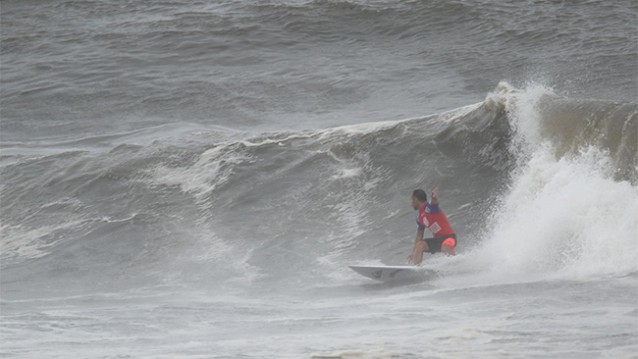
left=431, top=187, right=439, bottom=205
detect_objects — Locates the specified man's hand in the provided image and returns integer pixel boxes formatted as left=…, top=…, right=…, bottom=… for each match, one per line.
left=431, top=187, right=439, bottom=205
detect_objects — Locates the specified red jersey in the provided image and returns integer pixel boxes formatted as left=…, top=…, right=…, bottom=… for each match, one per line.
left=416, top=202, right=455, bottom=237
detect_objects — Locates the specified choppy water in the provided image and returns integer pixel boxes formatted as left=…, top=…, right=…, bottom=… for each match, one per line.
left=1, top=1, right=637, bottom=358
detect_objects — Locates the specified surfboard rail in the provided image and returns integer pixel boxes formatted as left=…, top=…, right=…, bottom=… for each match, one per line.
left=349, top=265, right=435, bottom=282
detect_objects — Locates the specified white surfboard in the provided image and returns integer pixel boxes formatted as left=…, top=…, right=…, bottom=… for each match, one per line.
left=349, top=265, right=435, bottom=282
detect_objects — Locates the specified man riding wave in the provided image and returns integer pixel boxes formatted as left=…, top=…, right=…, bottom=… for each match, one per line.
left=408, top=188, right=457, bottom=265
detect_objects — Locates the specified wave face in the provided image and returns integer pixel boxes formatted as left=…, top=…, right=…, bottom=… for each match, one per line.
left=1, top=83, right=636, bottom=298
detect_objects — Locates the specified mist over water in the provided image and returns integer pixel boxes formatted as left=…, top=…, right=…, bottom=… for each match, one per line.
left=1, top=0, right=637, bottom=358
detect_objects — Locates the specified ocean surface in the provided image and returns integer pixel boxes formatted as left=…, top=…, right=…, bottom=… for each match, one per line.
left=1, top=1, right=637, bottom=358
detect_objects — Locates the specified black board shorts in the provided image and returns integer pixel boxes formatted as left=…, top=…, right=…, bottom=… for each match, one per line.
left=423, top=234, right=457, bottom=254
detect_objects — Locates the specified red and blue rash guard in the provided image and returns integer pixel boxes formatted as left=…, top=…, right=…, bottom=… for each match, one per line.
left=417, top=202, right=455, bottom=237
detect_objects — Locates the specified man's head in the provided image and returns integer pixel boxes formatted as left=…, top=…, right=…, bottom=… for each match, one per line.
left=411, top=189, right=427, bottom=210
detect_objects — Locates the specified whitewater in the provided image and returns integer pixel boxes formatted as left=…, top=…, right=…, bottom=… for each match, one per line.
left=1, top=1, right=637, bottom=358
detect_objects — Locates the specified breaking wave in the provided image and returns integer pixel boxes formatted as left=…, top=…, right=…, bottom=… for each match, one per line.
left=1, top=82, right=636, bottom=297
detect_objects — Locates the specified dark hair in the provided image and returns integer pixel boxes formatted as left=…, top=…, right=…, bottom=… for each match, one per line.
left=412, top=189, right=427, bottom=202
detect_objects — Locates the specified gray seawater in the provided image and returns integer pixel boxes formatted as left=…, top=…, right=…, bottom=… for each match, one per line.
left=1, top=1, right=637, bottom=358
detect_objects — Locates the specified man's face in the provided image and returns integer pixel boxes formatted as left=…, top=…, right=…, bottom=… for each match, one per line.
left=411, top=196, right=421, bottom=210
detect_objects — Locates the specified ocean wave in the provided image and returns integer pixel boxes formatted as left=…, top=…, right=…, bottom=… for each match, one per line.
left=1, top=83, right=636, bottom=295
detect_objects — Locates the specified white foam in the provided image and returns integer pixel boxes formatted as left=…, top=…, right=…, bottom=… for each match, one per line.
left=467, top=84, right=638, bottom=282
left=310, top=348, right=397, bottom=359
left=0, top=219, right=86, bottom=260
left=148, top=144, right=252, bottom=201
left=331, top=167, right=362, bottom=180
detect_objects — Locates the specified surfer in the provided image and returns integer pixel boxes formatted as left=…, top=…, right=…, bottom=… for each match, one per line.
left=408, top=188, right=457, bottom=265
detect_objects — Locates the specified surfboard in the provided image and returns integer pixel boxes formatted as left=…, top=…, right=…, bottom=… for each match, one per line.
left=348, top=265, right=435, bottom=282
